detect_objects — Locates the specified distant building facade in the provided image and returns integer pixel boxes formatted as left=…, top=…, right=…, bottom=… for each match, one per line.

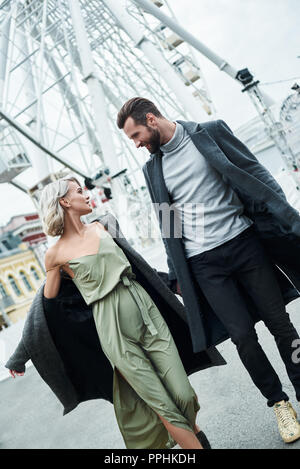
left=0, top=213, right=47, bottom=329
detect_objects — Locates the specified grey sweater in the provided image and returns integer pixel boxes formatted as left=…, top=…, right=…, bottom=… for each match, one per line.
left=161, top=122, right=253, bottom=257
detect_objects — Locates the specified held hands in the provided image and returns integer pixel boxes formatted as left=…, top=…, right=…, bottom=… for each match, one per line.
left=176, top=281, right=182, bottom=296
left=169, top=279, right=182, bottom=296
left=9, top=370, right=24, bottom=378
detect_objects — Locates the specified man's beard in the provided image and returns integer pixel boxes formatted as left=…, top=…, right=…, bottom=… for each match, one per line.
left=146, top=126, right=161, bottom=154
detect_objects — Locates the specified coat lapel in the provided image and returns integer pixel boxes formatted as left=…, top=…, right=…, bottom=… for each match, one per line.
left=145, top=150, right=171, bottom=204
left=142, top=157, right=209, bottom=350
left=144, top=124, right=233, bottom=205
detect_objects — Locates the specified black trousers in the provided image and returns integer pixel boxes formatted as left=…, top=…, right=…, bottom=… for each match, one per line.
left=187, top=225, right=300, bottom=407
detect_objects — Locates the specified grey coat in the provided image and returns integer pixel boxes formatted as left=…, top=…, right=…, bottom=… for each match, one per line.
left=142, top=119, right=300, bottom=353
left=5, top=213, right=225, bottom=415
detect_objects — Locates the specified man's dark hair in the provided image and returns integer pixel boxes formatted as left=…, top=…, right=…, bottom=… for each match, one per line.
left=117, top=97, right=163, bottom=129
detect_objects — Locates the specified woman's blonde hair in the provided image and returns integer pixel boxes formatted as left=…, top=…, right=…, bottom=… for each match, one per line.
left=39, top=176, right=81, bottom=237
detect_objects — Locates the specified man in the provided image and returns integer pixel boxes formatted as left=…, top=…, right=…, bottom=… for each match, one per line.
left=117, top=97, right=300, bottom=444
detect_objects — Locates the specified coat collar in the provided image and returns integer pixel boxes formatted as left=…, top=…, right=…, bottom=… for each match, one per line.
left=144, top=119, right=232, bottom=205
left=146, top=119, right=232, bottom=177
left=147, top=120, right=201, bottom=161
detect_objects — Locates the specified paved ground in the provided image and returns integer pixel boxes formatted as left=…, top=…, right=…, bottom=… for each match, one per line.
left=1, top=296, right=300, bottom=449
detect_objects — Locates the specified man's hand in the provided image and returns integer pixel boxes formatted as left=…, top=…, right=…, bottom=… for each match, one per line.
left=9, top=370, right=24, bottom=378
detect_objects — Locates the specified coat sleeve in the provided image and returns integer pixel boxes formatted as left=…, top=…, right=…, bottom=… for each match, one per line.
left=152, top=270, right=178, bottom=293
left=5, top=338, right=30, bottom=373
left=215, top=119, right=288, bottom=201
left=142, top=165, right=177, bottom=284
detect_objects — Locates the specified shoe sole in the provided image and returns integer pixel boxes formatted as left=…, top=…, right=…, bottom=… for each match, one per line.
left=283, top=432, right=300, bottom=444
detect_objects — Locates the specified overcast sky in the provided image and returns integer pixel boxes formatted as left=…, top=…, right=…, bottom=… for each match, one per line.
left=1, top=0, right=299, bottom=227
left=170, top=0, right=300, bottom=127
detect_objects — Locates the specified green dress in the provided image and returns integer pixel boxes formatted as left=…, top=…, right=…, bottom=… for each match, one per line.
left=67, top=229, right=200, bottom=449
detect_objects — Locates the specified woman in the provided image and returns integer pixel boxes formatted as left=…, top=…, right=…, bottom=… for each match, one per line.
left=7, top=176, right=222, bottom=449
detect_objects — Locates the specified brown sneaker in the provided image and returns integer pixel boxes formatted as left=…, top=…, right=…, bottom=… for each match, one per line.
left=274, top=400, right=300, bottom=443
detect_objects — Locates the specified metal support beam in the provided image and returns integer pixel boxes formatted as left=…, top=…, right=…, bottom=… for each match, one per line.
left=0, top=5, right=11, bottom=107
left=133, top=0, right=238, bottom=77
left=133, top=0, right=274, bottom=105
left=68, top=0, right=120, bottom=174
left=103, top=0, right=207, bottom=121
left=0, top=109, right=88, bottom=178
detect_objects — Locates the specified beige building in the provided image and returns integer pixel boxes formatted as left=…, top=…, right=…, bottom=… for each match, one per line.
left=0, top=242, right=45, bottom=327
left=0, top=213, right=47, bottom=329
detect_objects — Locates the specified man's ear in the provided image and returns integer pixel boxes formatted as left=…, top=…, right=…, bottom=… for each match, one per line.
left=146, top=112, right=157, bottom=127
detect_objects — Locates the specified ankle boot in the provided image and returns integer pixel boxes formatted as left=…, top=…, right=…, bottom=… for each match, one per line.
left=196, top=430, right=212, bottom=449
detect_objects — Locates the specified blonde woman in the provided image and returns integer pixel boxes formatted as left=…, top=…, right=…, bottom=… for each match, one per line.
left=7, top=176, right=225, bottom=449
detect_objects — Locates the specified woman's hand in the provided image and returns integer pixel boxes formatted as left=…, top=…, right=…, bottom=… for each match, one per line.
left=9, top=370, right=24, bottom=378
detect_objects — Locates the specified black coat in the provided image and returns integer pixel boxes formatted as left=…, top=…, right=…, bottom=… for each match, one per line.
left=142, top=119, right=300, bottom=353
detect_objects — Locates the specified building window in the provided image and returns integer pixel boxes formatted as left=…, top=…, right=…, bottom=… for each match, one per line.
left=8, top=275, right=22, bottom=296
left=0, top=281, right=7, bottom=297
left=20, top=271, right=33, bottom=292
left=30, top=266, right=40, bottom=280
